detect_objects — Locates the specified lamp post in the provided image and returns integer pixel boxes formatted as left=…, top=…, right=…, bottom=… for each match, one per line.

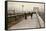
left=22, top=5, right=24, bottom=13
left=22, top=5, right=27, bottom=19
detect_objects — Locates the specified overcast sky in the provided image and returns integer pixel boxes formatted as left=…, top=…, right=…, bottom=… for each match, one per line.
left=8, top=2, right=44, bottom=13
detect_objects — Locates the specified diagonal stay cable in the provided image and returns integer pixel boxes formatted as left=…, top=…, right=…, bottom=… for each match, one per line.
left=36, top=12, right=41, bottom=28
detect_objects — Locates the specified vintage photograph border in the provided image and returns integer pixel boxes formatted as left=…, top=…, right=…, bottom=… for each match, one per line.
left=5, top=1, right=45, bottom=30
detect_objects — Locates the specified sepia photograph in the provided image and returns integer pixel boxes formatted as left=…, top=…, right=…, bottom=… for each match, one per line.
left=5, top=1, right=45, bottom=30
